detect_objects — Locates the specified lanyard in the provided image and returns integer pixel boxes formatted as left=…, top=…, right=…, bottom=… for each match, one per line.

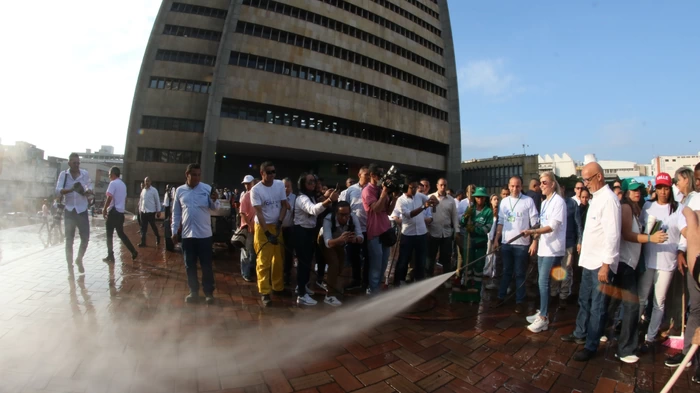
left=508, top=195, right=521, bottom=213
left=540, top=195, right=552, bottom=220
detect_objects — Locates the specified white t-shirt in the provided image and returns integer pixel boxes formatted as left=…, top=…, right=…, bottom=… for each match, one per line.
left=537, top=193, right=567, bottom=257
left=106, top=178, right=127, bottom=213
left=250, top=180, right=286, bottom=225
left=641, top=201, right=687, bottom=271
left=396, top=193, right=430, bottom=236
left=497, top=194, right=539, bottom=246
left=619, top=211, right=642, bottom=269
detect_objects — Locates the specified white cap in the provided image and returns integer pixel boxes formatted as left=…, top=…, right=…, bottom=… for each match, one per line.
left=242, top=175, right=254, bottom=184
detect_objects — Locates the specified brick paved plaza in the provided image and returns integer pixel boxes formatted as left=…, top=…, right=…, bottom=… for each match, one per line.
left=0, top=218, right=696, bottom=393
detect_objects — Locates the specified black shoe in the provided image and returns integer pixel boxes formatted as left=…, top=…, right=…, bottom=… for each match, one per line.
left=262, top=294, right=271, bottom=307
left=514, top=303, right=525, bottom=314
left=558, top=297, right=567, bottom=310
left=639, top=341, right=654, bottom=354
left=75, top=260, right=85, bottom=274
left=103, top=256, right=115, bottom=263
left=665, top=352, right=692, bottom=368
left=692, top=370, right=700, bottom=384
left=204, top=294, right=214, bottom=305
left=132, top=251, right=138, bottom=260
left=156, top=238, right=161, bottom=246
left=344, top=281, right=363, bottom=292
left=614, top=321, right=622, bottom=335
left=138, top=243, right=146, bottom=248
left=561, top=334, right=587, bottom=345
left=185, top=293, right=199, bottom=303
left=573, top=349, right=595, bottom=362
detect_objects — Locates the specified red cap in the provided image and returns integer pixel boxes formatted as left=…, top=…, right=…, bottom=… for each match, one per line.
left=656, top=172, right=672, bottom=187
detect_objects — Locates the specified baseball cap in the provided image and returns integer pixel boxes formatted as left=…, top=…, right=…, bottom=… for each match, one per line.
left=656, top=173, right=672, bottom=187
left=621, top=179, right=645, bottom=192
left=241, top=175, right=254, bottom=184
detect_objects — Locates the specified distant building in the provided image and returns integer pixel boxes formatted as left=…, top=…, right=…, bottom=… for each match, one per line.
left=650, top=154, right=700, bottom=176
left=462, top=154, right=539, bottom=195
left=0, top=141, right=61, bottom=213
left=538, top=153, right=577, bottom=178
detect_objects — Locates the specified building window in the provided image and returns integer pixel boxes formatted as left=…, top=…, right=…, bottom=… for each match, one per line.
left=155, top=49, right=216, bottom=66
left=148, top=77, right=210, bottom=94
left=136, top=148, right=200, bottom=164
left=140, top=116, right=205, bottom=133
left=220, top=98, right=448, bottom=156
left=233, top=23, right=447, bottom=98
left=163, top=25, right=222, bottom=41
left=170, top=2, right=227, bottom=19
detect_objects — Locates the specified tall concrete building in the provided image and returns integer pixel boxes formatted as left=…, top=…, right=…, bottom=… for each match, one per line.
left=123, top=0, right=461, bottom=209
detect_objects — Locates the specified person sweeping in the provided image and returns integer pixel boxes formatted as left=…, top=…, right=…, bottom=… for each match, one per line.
left=460, top=187, right=493, bottom=303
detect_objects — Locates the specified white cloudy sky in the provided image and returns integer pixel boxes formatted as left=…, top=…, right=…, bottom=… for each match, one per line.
left=0, top=1, right=161, bottom=157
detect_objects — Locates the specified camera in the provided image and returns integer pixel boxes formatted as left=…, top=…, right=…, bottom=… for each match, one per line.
left=72, top=182, right=86, bottom=195
left=379, top=165, right=407, bottom=193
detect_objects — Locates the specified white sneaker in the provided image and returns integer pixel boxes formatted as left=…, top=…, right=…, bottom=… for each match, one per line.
left=526, top=311, right=541, bottom=324
left=324, top=296, right=342, bottom=307
left=617, top=354, right=639, bottom=364
left=527, top=316, right=549, bottom=333
left=600, top=335, right=608, bottom=343
left=297, top=294, right=317, bottom=306
left=316, top=281, right=329, bottom=292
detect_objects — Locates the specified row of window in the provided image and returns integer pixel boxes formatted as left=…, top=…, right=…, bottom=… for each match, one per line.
left=163, top=24, right=222, bottom=42
left=148, top=77, right=211, bottom=94
left=155, top=49, right=216, bottom=66
left=220, top=99, right=448, bottom=156
left=369, top=0, right=441, bottom=36
left=235, top=22, right=446, bottom=98
left=242, top=0, right=444, bottom=75
left=170, top=2, right=227, bottom=19
left=141, top=116, right=205, bottom=133
left=136, top=148, right=201, bottom=165
left=402, top=0, right=439, bottom=20
left=312, top=0, right=442, bottom=55
left=229, top=51, right=447, bottom=121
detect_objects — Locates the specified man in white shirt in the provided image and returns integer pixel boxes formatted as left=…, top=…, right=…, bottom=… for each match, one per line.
left=561, top=162, right=621, bottom=362
left=55, top=153, right=93, bottom=273
left=282, top=177, right=296, bottom=285
left=102, top=166, right=138, bottom=264
left=251, top=161, right=289, bottom=307
left=171, top=163, right=220, bottom=304
left=138, top=176, right=161, bottom=247
left=339, top=166, right=370, bottom=291
left=427, top=178, right=459, bottom=277
left=393, top=178, right=435, bottom=286
left=493, top=176, right=539, bottom=314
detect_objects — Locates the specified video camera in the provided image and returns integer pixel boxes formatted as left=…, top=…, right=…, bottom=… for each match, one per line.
left=379, top=165, right=407, bottom=194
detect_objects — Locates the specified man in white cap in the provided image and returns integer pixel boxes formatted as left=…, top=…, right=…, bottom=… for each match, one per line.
left=239, top=175, right=257, bottom=282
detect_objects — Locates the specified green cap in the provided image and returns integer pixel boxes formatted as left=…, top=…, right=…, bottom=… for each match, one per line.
left=621, top=178, right=644, bottom=192
left=472, top=187, right=489, bottom=197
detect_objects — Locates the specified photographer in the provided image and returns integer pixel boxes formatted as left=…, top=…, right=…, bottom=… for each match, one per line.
left=394, top=178, right=435, bottom=286
left=55, top=153, right=93, bottom=273
left=319, top=201, right=363, bottom=306
left=362, top=164, right=393, bottom=295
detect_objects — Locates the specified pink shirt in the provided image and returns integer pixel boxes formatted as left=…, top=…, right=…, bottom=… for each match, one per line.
left=362, top=183, right=391, bottom=240
left=240, top=191, right=255, bottom=231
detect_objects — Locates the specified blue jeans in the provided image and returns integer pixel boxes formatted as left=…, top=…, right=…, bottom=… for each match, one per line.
left=240, top=228, right=256, bottom=279
left=182, top=237, right=214, bottom=296
left=537, top=256, right=562, bottom=317
left=498, top=244, right=529, bottom=303
left=367, top=237, right=390, bottom=293
left=394, top=234, right=427, bottom=285
left=574, top=267, right=610, bottom=352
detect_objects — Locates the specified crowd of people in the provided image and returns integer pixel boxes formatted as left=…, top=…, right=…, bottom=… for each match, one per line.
left=53, top=153, right=700, bottom=374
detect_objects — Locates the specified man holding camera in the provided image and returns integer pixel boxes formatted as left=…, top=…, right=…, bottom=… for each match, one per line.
left=362, top=164, right=394, bottom=295
left=55, top=153, right=93, bottom=273
left=102, top=166, right=138, bottom=263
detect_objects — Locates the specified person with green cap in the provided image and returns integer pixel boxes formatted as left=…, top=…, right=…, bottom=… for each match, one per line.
left=460, top=187, right=493, bottom=303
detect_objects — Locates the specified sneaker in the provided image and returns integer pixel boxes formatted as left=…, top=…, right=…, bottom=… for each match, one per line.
left=665, top=352, right=692, bottom=368
left=324, top=296, right=342, bottom=307
left=507, top=287, right=513, bottom=295
left=616, top=354, right=640, bottom=364
left=156, top=238, right=161, bottom=246
left=561, top=334, right=587, bottom=345
left=573, top=349, right=595, bottom=362
left=639, top=341, right=654, bottom=354
left=527, top=316, right=549, bottom=333
left=102, top=256, right=115, bottom=263
left=600, top=335, right=608, bottom=343
left=514, top=303, right=525, bottom=314
left=204, top=294, right=214, bottom=305
left=242, top=276, right=255, bottom=283
left=297, top=294, right=317, bottom=306
left=261, top=294, right=271, bottom=307
left=526, top=311, right=541, bottom=324
left=185, top=293, right=199, bottom=303
left=316, top=281, right=329, bottom=292
left=344, top=281, right=362, bottom=291
left=75, top=260, right=85, bottom=274
left=485, top=281, right=498, bottom=290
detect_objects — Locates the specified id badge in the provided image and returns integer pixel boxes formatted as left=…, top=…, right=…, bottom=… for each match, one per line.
left=507, top=213, right=515, bottom=223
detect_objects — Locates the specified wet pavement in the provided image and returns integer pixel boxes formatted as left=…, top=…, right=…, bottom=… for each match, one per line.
left=0, top=219, right=697, bottom=393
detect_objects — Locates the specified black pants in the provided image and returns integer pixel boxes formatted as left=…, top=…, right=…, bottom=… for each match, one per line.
left=615, top=262, right=639, bottom=357
left=140, top=212, right=160, bottom=244
left=427, top=235, right=453, bottom=276
left=65, top=209, right=89, bottom=264
left=106, top=210, right=137, bottom=258
left=347, top=232, right=369, bottom=287
left=294, top=225, right=316, bottom=296
left=282, top=226, right=294, bottom=282
left=395, top=234, right=427, bottom=285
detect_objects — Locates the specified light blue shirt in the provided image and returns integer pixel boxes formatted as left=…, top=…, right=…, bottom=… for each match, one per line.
left=171, top=183, right=220, bottom=239
left=339, top=183, right=367, bottom=232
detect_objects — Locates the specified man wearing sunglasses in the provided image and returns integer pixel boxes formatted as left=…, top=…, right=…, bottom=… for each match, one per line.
left=572, top=181, right=585, bottom=205
left=250, top=161, right=289, bottom=306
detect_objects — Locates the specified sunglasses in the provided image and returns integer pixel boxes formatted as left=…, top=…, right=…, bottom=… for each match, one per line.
left=265, top=170, right=276, bottom=175
left=540, top=180, right=550, bottom=186
left=575, top=187, right=582, bottom=190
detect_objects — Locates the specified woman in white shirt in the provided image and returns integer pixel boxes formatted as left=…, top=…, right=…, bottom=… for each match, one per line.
left=293, top=173, right=337, bottom=306
left=521, top=172, right=567, bottom=333
left=615, top=179, right=667, bottom=364
left=638, top=173, right=689, bottom=353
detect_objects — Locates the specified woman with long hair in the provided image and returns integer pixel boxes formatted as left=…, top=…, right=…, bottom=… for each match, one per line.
left=484, top=194, right=500, bottom=290
left=460, top=187, right=493, bottom=303
left=522, top=171, right=567, bottom=333
left=293, top=173, right=337, bottom=306
left=638, top=173, right=691, bottom=353
left=614, top=179, right=668, bottom=363
left=676, top=167, right=698, bottom=274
